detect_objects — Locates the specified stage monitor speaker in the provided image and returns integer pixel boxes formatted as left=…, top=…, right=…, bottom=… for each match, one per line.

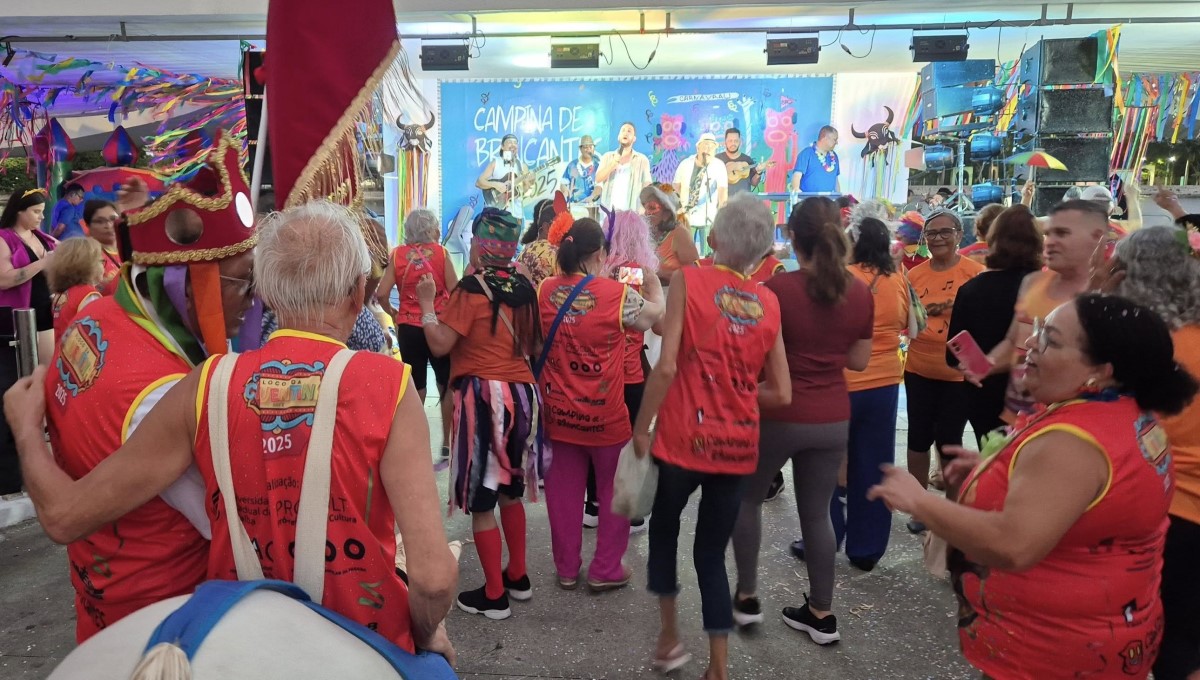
left=1028, top=137, right=1112, bottom=184
left=1014, top=88, right=1113, bottom=137
left=767, top=37, right=820, bottom=65
left=1021, top=37, right=1099, bottom=87
left=421, top=44, right=470, bottom=71
left=919, top=59, right=996, bottom=92
left=1032, top=185, right=1072, bottom=216
left=242, top=50, right=265, bottom=98
left=911, top=34, right=969, bottom=62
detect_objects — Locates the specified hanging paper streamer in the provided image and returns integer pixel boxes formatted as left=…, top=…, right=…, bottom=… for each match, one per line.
left=1121, top=72, right=1200, bottom=142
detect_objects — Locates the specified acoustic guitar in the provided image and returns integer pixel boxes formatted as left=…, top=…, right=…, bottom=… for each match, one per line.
left=482, top=156, right=562, bottom=207
left=725, top=159, right=776, bottom=184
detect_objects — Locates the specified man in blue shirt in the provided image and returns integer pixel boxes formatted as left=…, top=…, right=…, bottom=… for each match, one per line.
left=562, top=135, right=600, bottom=204
left=50, top=183, right=87, bottom=239
left=790, top=126, right=840, bottom=195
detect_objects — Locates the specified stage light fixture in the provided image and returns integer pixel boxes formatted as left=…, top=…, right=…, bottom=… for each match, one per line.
left=970, top=88, right=1005, bottom=116
left=420, top=44, right=469, bottom=71
left=911, top=34, right=969, bottom=62
left=550, top=42, right=600, bottom=69
left=968, top=134, right=1003, bottom=161
left=923, top=145, right=955, bottom=171
left=766, top=37, right=820, bottom=65
left=972, top=182, right=1004, bottom=206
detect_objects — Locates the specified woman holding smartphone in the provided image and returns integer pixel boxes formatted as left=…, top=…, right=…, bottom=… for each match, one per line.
left=946, top=206, right=1043, bottom=446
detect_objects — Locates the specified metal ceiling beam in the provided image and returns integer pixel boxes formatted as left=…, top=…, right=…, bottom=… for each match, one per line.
left=5, top=11, right=1200, bottom=44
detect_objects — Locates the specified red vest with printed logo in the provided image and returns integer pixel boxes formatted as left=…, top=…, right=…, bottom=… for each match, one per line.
left=44, top=296, right=207, bottom=642
left=192, top=331, right=416, bottom=652
left=391, top=243, right=449, bottom=326
left=651, top=266, right=781, bottom=475
left=52, top=284, right=101, bottom=338
left=954, top=397, right=1172, bottom=679
left=539, top=274, right=630, bottom=446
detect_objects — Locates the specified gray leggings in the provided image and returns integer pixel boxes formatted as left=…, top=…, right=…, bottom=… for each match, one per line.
left=730, top=419, right=848, bottom=611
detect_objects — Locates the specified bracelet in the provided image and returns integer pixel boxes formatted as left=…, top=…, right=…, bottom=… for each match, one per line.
left=420, top=312, right=439, bottom=326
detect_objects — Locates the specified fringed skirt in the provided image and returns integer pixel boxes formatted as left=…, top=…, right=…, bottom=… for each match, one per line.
left=449, top=377, right=545, bottom=514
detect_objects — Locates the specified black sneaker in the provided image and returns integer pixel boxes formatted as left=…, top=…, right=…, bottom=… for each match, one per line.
left=848, top=557, right=878, bottom=572
left=790, top=539, right=806, bottom=560
left=503, top=572, right=532, bottom=601
left=582, top=502, right=600, bottom=529
left=765, top=472, right=785, bottom=502
left=782, top=595, right=839, bottom=645
left=733, top=595, right=764, bottom=627
left=906, top=520, right=927, bottom=534
left=456, top=585, right=511, bottom=620
left=629, top=515, right=647, bottom=534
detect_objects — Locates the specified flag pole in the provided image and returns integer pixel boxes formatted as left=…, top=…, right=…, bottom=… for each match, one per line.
left=250, top=87, right=269, bottom=211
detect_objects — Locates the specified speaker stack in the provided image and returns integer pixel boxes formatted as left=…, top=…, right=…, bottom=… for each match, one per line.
left=242, top=49, right=272, bottom=193
left=1015, top=37, right=1114, bottom=215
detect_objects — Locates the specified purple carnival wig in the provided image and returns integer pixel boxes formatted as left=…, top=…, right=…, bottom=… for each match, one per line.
left=604, top=209, right=660, bottom=274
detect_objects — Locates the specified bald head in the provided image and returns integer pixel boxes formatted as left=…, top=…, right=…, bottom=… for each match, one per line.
left=256, top=201, right=371, bottom=325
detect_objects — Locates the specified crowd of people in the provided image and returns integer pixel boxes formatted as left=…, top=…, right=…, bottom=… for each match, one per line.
left=1, top=140, right=1200, bottom=679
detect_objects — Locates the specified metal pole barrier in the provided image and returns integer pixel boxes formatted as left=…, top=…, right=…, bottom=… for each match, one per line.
left=11, top=308, right=38, bottom=378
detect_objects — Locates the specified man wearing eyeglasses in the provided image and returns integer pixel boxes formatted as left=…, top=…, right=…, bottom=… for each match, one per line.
left=36, top=132, right=260, bottom=642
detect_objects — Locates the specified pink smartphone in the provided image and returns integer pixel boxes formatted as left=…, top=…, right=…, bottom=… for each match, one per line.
left=948, top=331, right=992, bottom=377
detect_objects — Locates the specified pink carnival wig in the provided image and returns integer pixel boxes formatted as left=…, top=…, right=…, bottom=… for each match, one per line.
left=604, top=210, right=660, bottom=274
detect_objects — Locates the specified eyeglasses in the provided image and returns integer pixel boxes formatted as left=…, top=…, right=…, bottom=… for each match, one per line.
left=923, top=228, right=960, bottom=241
left=220, top=273, right=256, bottom=298
left=90, top=216, right=118, bottom=225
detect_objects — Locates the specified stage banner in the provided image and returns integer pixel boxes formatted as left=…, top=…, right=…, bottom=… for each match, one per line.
left=832, top=72, right=919, bottom=205
left=439, top=75, right=834, bottom=226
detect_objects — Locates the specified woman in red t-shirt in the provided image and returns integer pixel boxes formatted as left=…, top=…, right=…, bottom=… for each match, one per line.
left=633, top=193, right=790, bottom=680
left=540, top=219, right=663, bottom=591
left=729, top=197, right=874, bottom=646
left=378, top=209, right=458, bottom=461
left=870, top=294, right=1197, bottom=679
left=417, top=208, right=542, bottom=622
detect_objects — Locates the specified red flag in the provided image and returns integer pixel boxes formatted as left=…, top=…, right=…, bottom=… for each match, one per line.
left=267, top=0, right=399, bottom=208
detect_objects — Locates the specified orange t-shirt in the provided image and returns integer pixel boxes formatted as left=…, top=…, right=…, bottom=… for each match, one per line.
left=1164, top=324, right=1200, bottom=524
left=845, top=264, right=909, bottom=392
left=905, top=257, right=985, bottom=381
left=440, top=288, right=536, bottom=384
left=656, top=227, right=693, bottom=277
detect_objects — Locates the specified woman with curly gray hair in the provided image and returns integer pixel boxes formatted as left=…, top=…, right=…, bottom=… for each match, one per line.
left=1097, top=225, right=1200, bottom=680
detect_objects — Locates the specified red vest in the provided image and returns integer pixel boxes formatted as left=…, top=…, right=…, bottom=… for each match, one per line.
left=748, top=255, right=785, bottom=285
left=617, top=260, right=647, bottom=384
left=99, top=248, right=121, bottom=296
left=955, top=397, right=1172, bottom=679
left=192, top=331, right=417, bottom=652
left=44, top=296, right=207, bottom=642
left=651, top=266, right=781, bottom=475
left=538, top=274, right=630, bottom=446
left=391, top=243, right=449, bottom=326
left=52, top=284, right=100, bottom=338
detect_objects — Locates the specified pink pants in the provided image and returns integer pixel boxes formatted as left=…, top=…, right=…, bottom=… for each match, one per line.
left=544, top=440, right=630, bottom=582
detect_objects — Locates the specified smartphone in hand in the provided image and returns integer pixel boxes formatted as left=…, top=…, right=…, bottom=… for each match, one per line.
left=617, top=266, right=644, bottom=287
left=948, top=330, right=993, bottom=379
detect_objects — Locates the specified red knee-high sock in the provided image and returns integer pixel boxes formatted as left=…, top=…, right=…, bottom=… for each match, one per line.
left=499, top=502, right=528, bottom=580
left=474, top=526, right=505, bottom=599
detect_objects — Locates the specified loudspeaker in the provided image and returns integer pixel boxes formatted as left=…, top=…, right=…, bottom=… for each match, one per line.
left=421, top=44, right=470, bottom=71
left=1015, top=88, right=1113, bottom=137
left=767, top=37, right=820, bottom=65
left=1021, top=37, right=1099, bottom=87
left=1032, top=185, right=1072, bottom=216
left=1028, top=137, right=1112, bottom=184
left=919, top=59, right=996, bottom=92
left=911, top=34, right=970, bottom=62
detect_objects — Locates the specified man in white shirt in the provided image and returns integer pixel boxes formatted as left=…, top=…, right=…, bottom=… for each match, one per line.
left=597, top=122, right=653, bottom=211
left=673, top=132, right=728, bottom=255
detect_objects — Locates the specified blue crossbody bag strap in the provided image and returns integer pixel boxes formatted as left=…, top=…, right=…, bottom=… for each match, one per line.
left=533, top=274, right=593, bottom=379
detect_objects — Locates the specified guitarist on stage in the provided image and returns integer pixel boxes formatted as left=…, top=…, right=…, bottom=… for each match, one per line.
left=476, top=134, right=529, bottom=215
left=717, top=127, right=769, bottom=195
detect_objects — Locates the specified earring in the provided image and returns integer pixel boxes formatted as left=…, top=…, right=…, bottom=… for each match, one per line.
left=1085, top=377, right=1098, bottom=389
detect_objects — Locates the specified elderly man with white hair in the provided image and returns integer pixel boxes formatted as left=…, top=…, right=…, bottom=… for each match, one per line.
left=4, top=200, right=458, bottom=662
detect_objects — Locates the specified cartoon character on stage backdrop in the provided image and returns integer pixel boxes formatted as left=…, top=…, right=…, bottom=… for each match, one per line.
left=651, top=113, right=687, bottom=184
left=763, top=107, right=797, bottom=194
left=851, top=105, right=904, bottom=199
left=851, top=106, right=901, bottom=158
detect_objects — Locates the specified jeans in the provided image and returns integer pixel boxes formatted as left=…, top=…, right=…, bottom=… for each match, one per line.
left=1154, top=514, right=1200, bottom=680
left=545, top=440, right=629, bottom=582
left=646, top=460, right=744, bottom=634
left=833, top=385, right=899, bottom=563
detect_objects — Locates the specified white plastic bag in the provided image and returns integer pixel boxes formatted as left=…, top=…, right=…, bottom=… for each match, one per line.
left=611, top=441, right=657, bottom=520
